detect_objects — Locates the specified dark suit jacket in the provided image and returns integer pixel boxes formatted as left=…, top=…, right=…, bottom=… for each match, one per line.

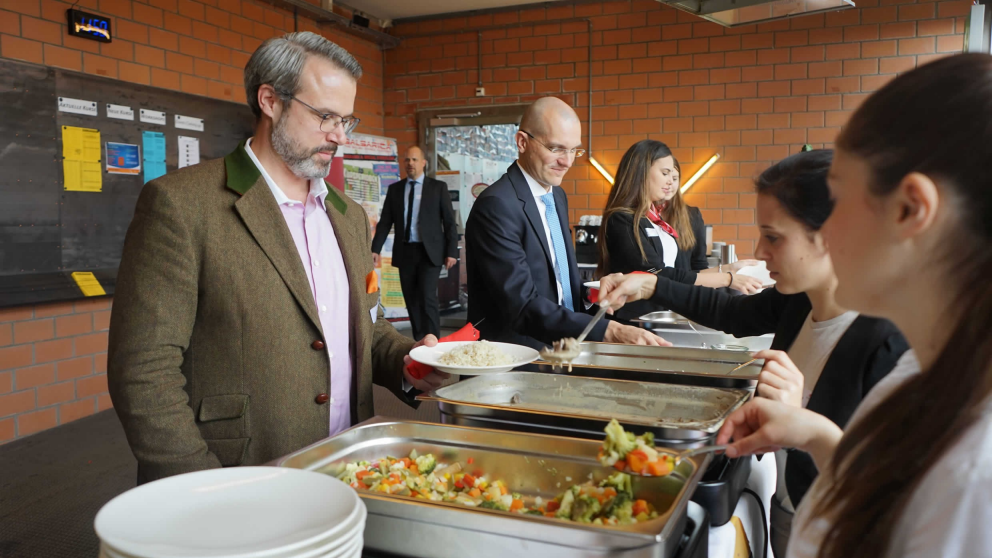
left=371, top=176, right=458, bottom=268
left=649, top=279, right=909, bottom=506
left=108, top=142, right=416, bottom=484
left=466, top=162, right=608, bottom=350
left=601, top=211, right=703, bottom=321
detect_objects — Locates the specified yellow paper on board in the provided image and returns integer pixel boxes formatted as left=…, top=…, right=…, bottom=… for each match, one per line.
left=71, top=271, right=106, bottom=297
left=63, top=160, right=103, bottom=192
left=62, top=126, right=102, bottom=161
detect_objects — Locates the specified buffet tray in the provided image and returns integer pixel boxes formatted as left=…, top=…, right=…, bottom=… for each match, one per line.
left=419, top=372, right=750, bottom=446
left=271, top=418, right=709, bottom=558
left=532, top=342, right=762, bottom=388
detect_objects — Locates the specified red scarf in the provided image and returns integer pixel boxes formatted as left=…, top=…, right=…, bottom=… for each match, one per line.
left=646, top=203, right=678, bottom=239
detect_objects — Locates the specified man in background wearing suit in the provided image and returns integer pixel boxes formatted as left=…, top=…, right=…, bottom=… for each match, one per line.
left=465, top=97, right=670, bottom=350
left=108, top=32, right=448, bottom=484
left=371, top=146, right=457, bottom=341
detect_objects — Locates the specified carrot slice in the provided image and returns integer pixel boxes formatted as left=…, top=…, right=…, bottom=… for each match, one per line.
left=613, top=460, right=627, bottom=471
left=632, top=499, right=649, bottom=516
left=646, top=459, right=674, bottom=477
left=510, top=499, right=524, bottom=511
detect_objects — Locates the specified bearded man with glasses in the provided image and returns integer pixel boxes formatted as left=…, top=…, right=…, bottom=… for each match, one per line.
left=465, top=97, right=671, bottom=350
left=108, top=32, right=447, bottom=484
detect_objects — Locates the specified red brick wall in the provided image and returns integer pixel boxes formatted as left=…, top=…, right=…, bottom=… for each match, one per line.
left=0, top=0, right=385, bottom=442
left=0, top=0, right=385, bottom=133
left=383, top=0, right=968, bottom=256
left=0, top=299, right=112, bottom=442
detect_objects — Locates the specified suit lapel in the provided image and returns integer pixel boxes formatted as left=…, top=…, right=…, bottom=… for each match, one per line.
left=417, top=178, right=431, bottom=223
left=233, top=178, right=323, bottom=335
left=322, top=183, right=365, bottom=352
left=509, top=163, right=554, bottom=268
left=641, top=218, right=664, bottom=255
left=554, top=187, right=580, bottom=302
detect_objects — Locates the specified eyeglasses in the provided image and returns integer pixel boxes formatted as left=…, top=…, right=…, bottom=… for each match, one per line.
left=282, top=93, right=361, bottom=135
left=521, top=131, right=586, bottom=158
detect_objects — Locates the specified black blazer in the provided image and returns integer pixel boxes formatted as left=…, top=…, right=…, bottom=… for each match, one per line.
left=649, top=278, right=909, bottom=506
left=371, top=176, right=458, bottom=268
left=602, top=209, right=707, bottom=321
left=466, top=162, right=608, bottom=350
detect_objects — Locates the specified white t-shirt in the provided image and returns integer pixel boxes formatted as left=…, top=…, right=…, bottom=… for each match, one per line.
left=789, top=349, right=992, bottom=558
left=649, top=222, right=679, bottom=268
left=519, top=167, right=564, bottom=305
left=775, top=310, right=859, bottom=511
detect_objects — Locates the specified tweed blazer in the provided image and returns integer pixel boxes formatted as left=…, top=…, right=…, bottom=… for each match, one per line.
left=108, top=142, right=415, bottom=484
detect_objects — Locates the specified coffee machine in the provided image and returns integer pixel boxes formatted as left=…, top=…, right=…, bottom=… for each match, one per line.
left=573, top=215, right=601, bottom=265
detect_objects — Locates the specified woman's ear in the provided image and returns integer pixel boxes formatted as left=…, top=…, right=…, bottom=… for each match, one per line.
left=892, top=172, right=940, bottom=240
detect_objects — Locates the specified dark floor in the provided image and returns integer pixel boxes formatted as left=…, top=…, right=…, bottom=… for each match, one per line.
left=0, top=323, right=461, bottom=558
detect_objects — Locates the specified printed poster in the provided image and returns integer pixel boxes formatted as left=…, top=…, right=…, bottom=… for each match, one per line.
left=341, top=133, right=407, bottom=320
left=106, top=142, right=141, bottom=175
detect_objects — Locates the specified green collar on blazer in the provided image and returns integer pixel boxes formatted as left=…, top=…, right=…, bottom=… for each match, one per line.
left=224, top=140, right=348, bottom=215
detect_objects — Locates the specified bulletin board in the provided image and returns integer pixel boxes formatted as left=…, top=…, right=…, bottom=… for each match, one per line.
left=0, top=58, right=254, bottom=308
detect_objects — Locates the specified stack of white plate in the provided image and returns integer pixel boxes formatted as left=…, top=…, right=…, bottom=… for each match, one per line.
left=95, top=467, right=365, bottom=558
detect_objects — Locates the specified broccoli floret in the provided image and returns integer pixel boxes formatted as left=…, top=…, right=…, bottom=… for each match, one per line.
left=640, top=431, right=655, bottom=447
left=606, top=494, right=635, bottom=523
left=479, top=499, right=509, bottom=511
left=525, top=509, right=544, bottom=516
left=415, top=454, right=437, bottom=475
left=570, top=495, right=602, bottom=523
left=602, top=419, right=637, bottom=463
left=601, top=492, right=633, bottom=520
left=555, top=488, right=576, bottom=519
left=600, top=472, right=634, bottom=498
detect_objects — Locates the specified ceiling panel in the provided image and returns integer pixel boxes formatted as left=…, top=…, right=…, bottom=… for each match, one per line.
left=341, top=0, right=566, bottom=22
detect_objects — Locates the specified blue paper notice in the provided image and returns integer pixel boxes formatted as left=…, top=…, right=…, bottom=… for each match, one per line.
left=142, top=130, right=167, bottom=184
left=144, top=160, right=167, bottom=183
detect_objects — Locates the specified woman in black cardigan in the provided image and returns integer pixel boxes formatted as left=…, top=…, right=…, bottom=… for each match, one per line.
left=597, top=149, right=909, bottom=556
left=596, top=140, right=762, bottom=320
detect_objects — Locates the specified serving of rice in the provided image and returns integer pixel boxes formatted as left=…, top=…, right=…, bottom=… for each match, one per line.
left=438, top=341, right=514, bottom=367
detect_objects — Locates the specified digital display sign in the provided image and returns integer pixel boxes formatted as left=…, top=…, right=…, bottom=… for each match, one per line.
left=67, top=9, right=112, bottom=43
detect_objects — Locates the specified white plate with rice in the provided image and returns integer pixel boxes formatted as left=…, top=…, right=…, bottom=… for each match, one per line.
left=410, top=341, right=540, bottom=375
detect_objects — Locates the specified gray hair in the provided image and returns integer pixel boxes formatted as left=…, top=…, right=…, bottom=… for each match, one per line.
left=243, top=31, right=363, bottom=119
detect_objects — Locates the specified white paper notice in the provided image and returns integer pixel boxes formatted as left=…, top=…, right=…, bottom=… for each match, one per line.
left=140, top=109, right=167, bottom=125
left=175, top=114, right=204, bottom=132
left=58, top=97, right=98, bottom=116
left=178, top=136, right=200, bottom=168
left=106, top=103, right=134, bottom=120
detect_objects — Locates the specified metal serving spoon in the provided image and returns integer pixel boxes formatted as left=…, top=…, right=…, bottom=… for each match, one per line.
left=540, top=301, right=611, bottom=369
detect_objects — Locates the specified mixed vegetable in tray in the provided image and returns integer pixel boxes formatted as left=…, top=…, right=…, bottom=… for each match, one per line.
left=336, top=449, right=659, bottom=525
left=598, top=419, right=677, bottom=477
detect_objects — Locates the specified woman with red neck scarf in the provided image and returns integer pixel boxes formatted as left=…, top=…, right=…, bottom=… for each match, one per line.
left=597, top=140, right=762, bottom=321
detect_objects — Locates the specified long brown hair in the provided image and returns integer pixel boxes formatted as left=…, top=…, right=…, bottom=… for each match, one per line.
left=659, top=155, right=696, bottom=253
left=596, top=141, right=695, bottom=276
left=813, top=53, right=992, bottom=558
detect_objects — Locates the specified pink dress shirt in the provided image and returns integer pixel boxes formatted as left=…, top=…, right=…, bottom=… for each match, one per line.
left=245, top=139, right=353, bottom=436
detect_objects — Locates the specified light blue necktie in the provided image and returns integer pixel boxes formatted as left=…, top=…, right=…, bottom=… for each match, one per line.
left=539, top=192, right=574, bottom=312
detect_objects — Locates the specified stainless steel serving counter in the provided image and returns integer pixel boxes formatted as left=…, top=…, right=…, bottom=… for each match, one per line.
left=271, top=418, right=710, bottom=558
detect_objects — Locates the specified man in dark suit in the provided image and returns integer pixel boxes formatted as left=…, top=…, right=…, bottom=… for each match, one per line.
left=465, top=97, right=669, bottom=350
left=372, top=146, right=458, bottom=340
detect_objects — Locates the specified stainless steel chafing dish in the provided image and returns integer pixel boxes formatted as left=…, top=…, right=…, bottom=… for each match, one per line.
left=530, top=342, right=763, bottom=388
left=271, top=418, right=710, bottom=558
left=419, top=372, right=750, bottom=448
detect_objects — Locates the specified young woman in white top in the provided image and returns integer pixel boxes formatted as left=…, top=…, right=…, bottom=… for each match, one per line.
left=699, top=54, right=992, bottom=558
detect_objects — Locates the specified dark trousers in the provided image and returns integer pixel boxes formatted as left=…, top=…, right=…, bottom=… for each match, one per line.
left=398, top=242, right=441, bottom=341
